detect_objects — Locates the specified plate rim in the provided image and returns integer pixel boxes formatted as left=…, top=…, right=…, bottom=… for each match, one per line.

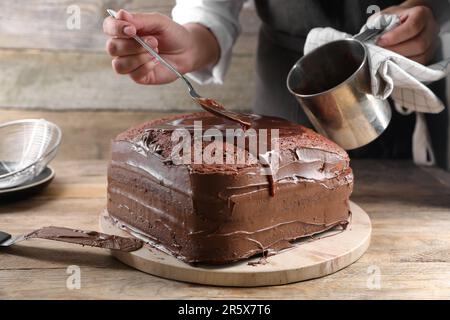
left=0, top=166, right=55, bottom=194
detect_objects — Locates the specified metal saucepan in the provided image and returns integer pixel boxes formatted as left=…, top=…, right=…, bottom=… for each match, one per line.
left=287, top=32, right=391, bottom=150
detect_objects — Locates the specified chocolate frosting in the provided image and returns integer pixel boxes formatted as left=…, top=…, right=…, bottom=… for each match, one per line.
left=108, top=112, right=353, bottom=264
left=25, top=226, right=143, bottom=252
left=118, top=112, right=348, bottom=161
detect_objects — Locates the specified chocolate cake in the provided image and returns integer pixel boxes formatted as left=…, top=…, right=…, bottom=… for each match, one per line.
left=107, top=112, right=353, bottom=264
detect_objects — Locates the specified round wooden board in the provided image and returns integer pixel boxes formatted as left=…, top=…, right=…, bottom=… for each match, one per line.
left=99, top=201, right=371, bottom=287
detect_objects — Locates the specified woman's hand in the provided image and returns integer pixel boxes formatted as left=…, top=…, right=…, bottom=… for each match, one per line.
left=103, top=10, right=219, bottom=85
left=376, top=5, right=440, bottom=65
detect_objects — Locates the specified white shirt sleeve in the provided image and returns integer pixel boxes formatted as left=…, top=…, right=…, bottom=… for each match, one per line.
left=172, top=0, right=245, bottom=85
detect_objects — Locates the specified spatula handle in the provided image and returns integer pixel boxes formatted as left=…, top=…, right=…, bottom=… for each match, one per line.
left=0, top=231, right=11, bottom=244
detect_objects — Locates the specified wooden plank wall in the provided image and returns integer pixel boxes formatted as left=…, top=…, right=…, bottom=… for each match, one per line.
left=0, top=0, right=260, bottom=111
left=0, top=1, right=448, bottom=111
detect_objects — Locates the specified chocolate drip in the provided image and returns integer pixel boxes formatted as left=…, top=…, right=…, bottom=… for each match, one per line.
left=25, top=226, right=143, bottom=252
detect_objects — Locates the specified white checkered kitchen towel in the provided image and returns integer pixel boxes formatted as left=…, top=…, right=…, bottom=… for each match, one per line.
left=304, top=14, right=450, bottom=166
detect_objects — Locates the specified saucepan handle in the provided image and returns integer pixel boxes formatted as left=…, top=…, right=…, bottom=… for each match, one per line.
left=353, top=28, right=383, bottom=42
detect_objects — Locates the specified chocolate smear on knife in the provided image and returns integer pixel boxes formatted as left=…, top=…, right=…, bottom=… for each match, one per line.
left=25, top=226, right=143, bottom=252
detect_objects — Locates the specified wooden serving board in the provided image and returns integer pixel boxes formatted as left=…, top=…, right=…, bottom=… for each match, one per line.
left=99, top=201, right=371, bottom=287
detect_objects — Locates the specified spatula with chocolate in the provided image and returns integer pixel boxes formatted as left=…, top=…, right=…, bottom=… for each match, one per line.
left=0, top=226, right=143, bottom=252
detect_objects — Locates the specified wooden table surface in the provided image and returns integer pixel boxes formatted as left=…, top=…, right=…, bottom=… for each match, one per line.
left=1, top=110, right=450, bottom=299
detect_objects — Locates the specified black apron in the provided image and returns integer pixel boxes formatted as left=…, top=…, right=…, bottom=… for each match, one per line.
left=252, top=0, right=449, bottom=169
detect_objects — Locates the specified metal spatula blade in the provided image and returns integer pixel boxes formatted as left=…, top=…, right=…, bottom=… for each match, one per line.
left=0, top=227, right=143, bottom=252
